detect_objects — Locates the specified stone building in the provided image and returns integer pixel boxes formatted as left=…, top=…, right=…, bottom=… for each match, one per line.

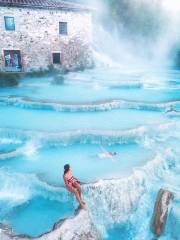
left=0, top=0, right=93, bottom=72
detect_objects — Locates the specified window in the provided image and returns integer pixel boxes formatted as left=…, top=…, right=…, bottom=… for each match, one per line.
left=4, top=50, right=22, bottom=72
left=59, top=22, right=67, bottom=35
left=52, top=53, right=61, bottom=64
left=4, top=16, right=15, bottom=31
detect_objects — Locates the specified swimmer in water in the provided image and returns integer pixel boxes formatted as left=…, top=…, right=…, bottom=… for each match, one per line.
left=98, top=146, right=117, bottom=159
left=108, top=152, right=117, bottom=156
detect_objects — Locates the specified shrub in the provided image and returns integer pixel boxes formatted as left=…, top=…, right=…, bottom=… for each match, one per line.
left=0, top=72, right=21, bottom=87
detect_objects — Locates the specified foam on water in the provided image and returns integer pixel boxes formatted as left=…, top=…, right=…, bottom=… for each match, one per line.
left=88, top=147, right=179, bottom=239
left=0, top=170, right=67, bottom=208
left=0, top=169, right=76, bottom=236
left=0, top=145, right=178, bottom=238
left=0, top=96, right=179, bottom=113
left=0, top=121, right=178, bottom=148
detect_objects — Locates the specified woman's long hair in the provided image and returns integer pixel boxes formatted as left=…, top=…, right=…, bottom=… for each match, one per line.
left=64, top=164, right=70, bottom=175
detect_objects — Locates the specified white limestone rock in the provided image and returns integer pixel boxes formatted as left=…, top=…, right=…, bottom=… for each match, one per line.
left=0, top=209, right=101, bottom=240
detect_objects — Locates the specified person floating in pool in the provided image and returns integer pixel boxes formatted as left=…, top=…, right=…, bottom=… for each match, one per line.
left=98, top=145, right=117, bottom=159
left=98, top=151, right=117, bottom=159
left=63, top=164, right=86, bottom=209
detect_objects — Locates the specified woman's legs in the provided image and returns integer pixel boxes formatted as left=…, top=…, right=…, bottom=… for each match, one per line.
left=73, top=182, right=86, bottom=206
left=74, top=182, right=84, bottom=202
left=73, top=188, right=85, bottom=209
left=73, top=188, right=82, bottom=206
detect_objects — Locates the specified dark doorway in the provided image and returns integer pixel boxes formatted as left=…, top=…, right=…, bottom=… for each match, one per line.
left=4, top=50, right=22, bottom=72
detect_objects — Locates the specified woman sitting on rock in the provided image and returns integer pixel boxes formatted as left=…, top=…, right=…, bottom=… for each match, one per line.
left=63, top=164, right=86, bottom=209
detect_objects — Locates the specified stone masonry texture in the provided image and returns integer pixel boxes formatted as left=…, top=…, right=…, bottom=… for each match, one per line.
left=0, top=5, right=93, bottom=72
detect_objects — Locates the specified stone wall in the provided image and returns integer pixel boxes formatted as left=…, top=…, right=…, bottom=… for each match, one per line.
left=0, top=6, right=93, bottom=72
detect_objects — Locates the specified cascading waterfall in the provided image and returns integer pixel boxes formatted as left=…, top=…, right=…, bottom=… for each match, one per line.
left=0, top=71, right=179, bottom=238
left=85, top=0, right=180, bottom=68
left=84, top=148, right=179, bottom=236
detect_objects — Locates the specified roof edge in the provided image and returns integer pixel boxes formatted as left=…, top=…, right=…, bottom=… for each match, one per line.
left=0, top=1, right=92, bottom=12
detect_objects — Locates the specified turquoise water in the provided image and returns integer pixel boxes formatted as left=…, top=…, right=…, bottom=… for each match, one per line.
left=0, top=143, right=152, bottom=185
left=0, top=67, right=179, bottom=239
